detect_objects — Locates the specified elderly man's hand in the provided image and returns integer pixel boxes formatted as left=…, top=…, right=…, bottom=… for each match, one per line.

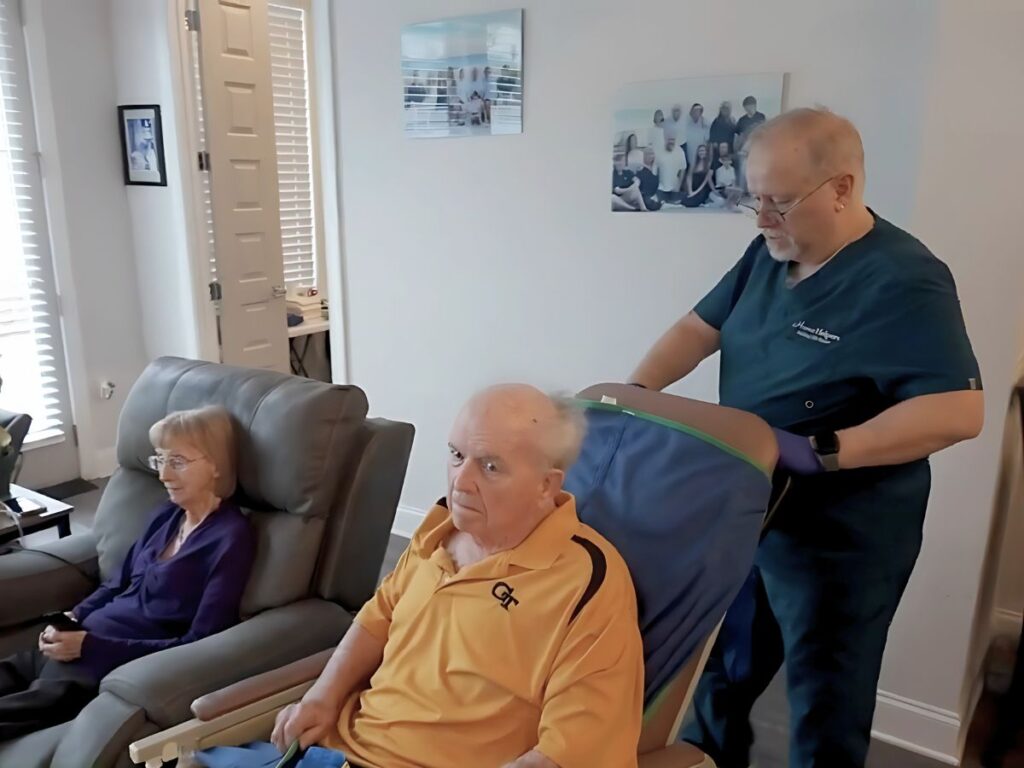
left=501, top=749, right=560, bottom=768
left=270, top=698, right=338, bottom=753
left=38, top=626, right=86, bottom=662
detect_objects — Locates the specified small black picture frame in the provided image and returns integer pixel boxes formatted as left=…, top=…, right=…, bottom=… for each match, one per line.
left=117, top=104, right=167, bottom=186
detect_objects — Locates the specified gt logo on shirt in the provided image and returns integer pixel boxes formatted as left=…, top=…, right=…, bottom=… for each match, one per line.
left=792, top=320, right=841, bottom=345
left=491, top=581, right=520, bottom=611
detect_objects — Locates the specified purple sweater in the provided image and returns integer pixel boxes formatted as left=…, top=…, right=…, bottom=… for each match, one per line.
left=69, top=500, right=257, bottom=682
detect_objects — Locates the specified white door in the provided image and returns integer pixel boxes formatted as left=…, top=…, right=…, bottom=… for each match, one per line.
left=195, top=0, right=289, bottom=372
left=0, top=0, right=79, bottom=487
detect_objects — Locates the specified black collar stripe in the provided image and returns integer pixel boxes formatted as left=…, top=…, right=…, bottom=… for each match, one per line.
left=568, top=535, right=607, bottom=625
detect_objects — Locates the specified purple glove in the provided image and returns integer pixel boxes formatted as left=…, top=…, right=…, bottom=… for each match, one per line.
left=772, top=428, right=824, bottom=475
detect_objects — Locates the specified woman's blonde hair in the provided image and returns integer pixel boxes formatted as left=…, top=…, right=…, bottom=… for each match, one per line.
left=148, top=406, right=238, bottom=498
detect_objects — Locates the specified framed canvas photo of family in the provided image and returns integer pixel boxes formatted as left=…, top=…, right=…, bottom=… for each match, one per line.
left=611, top=73, right=784, bottom=214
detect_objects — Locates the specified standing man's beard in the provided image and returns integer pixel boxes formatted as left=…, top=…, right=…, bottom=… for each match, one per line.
left=763, top=234, right=797, bottom=263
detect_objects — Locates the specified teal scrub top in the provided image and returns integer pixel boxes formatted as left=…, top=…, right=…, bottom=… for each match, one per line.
left=694, top=213, right=981, bottom=574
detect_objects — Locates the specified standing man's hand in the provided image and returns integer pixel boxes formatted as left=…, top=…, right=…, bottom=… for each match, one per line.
left=772, top=428, right=824, bottom=475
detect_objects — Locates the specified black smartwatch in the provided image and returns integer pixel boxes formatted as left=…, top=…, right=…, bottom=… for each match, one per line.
left=810, top=430, right=841, bottom=472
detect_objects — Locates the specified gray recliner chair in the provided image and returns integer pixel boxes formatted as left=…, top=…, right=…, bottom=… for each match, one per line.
left=0, top=357, right=414, bottom=768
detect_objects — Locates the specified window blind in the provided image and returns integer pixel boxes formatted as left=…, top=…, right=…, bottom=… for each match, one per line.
left=268, top=1, right=318, bottom=288
left=0, top=0, right=67, bottom=442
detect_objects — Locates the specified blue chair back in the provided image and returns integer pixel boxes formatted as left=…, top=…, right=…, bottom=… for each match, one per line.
left=565, top=392, right=773, bottom=705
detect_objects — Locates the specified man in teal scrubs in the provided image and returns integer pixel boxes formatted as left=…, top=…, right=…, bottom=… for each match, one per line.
left=629, top=108, right=984, bottom=768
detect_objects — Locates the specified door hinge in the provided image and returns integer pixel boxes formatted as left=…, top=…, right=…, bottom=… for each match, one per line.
left=197, top=151, right=210, bottom=171
left=184, top=8, right=200, bottom=32
left=71, top=424, right=79, bottom=446
left=209, top=281, right=222, bottom=302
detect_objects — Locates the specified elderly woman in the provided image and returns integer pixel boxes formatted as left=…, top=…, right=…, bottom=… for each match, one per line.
left=0, top=406, right=257, bottom=740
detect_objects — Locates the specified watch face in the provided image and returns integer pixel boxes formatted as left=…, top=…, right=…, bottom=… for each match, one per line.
left=814, top=431, right=840, bottom=455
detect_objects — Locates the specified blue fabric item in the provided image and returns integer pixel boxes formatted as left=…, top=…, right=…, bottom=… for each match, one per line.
left=297, top=747, right=348, bottom=768
left=564, top=404, right=770, bottom=705
left=719, top=570, right=758, bottom=682
left=196, top=742, right=347, bottom=768
left=195, top=742, right=282, bottom=768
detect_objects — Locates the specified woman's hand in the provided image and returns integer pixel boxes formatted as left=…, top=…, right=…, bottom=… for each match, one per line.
left=38, top=626, right=87, bottom=662
left=270, top=698, right=339, bottom=752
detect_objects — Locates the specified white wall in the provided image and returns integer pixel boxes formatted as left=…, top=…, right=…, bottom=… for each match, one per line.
left=22, top=0, right=149, bottom=477
left=333, top=0, right=935, bottom=503
left=109, top=0, right=203, bottom=362
left=331, top=0, right=1024, bottom=759
left=899, top=0, right=1024, bottom=751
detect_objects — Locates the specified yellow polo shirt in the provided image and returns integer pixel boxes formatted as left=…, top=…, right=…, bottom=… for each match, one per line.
left=325, top=493, right=643, bottom=768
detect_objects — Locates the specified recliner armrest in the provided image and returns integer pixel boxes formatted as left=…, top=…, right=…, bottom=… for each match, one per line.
left=191, top=647, right=332, bottom=720
left=50, top=692, right=149, bottom=768
left=100, top=599, right=350, bottom=728
left=0, top=533, right=99, bottom=628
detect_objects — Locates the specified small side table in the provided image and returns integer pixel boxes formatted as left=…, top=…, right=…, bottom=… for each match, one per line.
left=288, top=317, right=330, bottom=378
left=0, top=484, right=74, bottom=545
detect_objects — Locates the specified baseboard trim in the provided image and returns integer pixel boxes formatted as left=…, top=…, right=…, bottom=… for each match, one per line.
left=392, top=504, right=426, bottom=539
left=871, top=690, right=961, bottom=765
left=958, top=667, right=985, bottom=759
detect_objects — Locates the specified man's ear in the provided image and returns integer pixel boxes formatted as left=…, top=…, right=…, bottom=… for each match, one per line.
left=541, top=468, right=565, bottom=499
left=833, top=173, right=855, bottom=208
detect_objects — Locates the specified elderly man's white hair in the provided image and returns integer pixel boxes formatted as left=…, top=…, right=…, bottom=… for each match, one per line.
left=545, top=394, right=588, bottom=470
left=466, top=384, right=587, bottom=471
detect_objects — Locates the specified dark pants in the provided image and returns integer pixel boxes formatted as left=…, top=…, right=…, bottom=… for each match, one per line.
left=0, top=648, right=97, bottom=740
left=681, top=559, right=914, bottom=768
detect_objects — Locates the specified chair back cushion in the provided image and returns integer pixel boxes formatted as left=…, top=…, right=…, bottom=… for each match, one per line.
left=92, top=357, right=369, bottom=614
left=564, top=384, right=775, bottom=708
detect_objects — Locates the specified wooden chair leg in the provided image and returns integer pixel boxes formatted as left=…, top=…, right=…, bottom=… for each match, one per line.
left=638, top=741, right=717, bottom=768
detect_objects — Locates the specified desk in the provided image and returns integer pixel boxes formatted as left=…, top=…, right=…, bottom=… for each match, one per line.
left=288, top=317, right=329, bottom=377
left=0, top=484, right=74, bottom=544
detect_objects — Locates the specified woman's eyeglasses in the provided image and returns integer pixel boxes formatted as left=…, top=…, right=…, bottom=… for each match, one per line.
left=148, top=455, right=201, bottom=473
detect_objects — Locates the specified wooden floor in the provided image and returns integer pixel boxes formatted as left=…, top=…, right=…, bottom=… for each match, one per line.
left=376, top=531, right=1023, bottom=768
left=748, top=671, right=953, bottom=767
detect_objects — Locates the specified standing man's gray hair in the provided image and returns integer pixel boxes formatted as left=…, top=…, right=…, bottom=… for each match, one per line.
left=748, top=107, right=865, bottom=181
